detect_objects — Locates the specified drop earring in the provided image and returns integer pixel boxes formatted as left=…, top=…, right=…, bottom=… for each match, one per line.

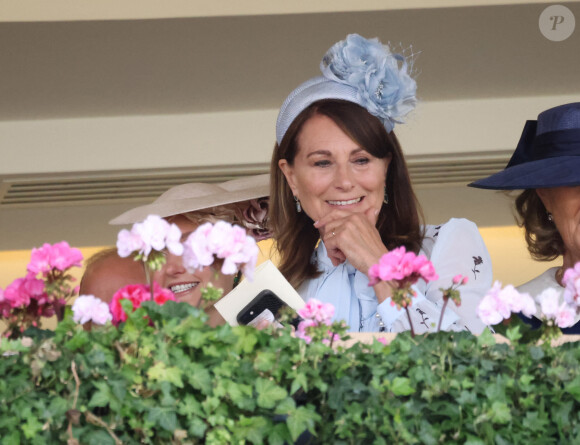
left=383, top=186, right=389, bottom=205
left=547, top=212, right=553, bottom=222
left=294, top=196, right=302, bottom=213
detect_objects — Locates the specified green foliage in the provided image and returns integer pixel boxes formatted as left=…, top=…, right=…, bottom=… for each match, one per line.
left=2, top=302, right=580, bottom=444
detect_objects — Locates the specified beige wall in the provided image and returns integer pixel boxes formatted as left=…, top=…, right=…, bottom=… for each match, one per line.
left=0, top=0, right=555, bottom=22
left=2, top=96, right=577, bottom=176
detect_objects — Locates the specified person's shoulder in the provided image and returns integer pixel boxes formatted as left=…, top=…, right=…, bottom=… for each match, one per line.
left=423, top=218, right=480, bottom=246
left=424, top=218, right=478, bottom=236
left=517, top=267, right=560, bottom=296
left=421, top=218, right=488, bottom=266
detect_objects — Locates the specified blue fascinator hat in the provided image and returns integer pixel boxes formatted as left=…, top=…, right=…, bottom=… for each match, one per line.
left=469, top=103, right=580, bottom=190
left=276, top=34, right=417, bottom=145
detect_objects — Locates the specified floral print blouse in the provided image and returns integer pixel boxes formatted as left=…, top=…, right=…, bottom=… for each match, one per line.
left=297, top=218, right=492, bottom=334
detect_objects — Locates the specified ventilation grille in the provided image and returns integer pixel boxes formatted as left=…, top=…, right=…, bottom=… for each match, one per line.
left=408, top=150, right=510, bottom=186
left=0, top=151, right=510, bottom=208
left=0, top=164, right=269, bottom=207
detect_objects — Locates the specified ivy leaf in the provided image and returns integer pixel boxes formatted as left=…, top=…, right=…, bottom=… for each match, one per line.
left=565, top=376, right=580, bottom=402
left=477, top=329, right=496, bottom=347
left=456, top=390, right=477, bottom=406
left=522, top=411, right=547, bottom=432
left=291, top=373, right=308, bottom=394
left=88, top=381, right=113, bottom=408
left=187, top=364, right=212, bottom=391
left=237, top=415, right=270, bottom=444
left=505, top=326, right=522, bottom=342
left=147, top=406, right=178, bottom=432
left=490, top=401, right=511, bottom=424
left=65, top=329, right=90, bottom=351
left=391, top=377, right=415, bottom=396
left=275, top=397, right=296, bottom=415
left=267, top=422, right=292, bottom=445
left=47, top=396, right=68, bottom=419
left=225, top=381, right=255, bottom=410
left=21, top=416, right=44, bottom=439
left=256, top=378, right=288, bottom=409
left=147, top=362, right=184, bottom=388
left=286, top=406, right=320, bottom=442
left=254, top=351, right=277, bottom=372
left=188, top=416, right=207, bottom=438
left=234, top=327, right=259, bottom=354
left=84, top=430, right=116, bottom=445
left=529, top=346, right=545, bottom=360
left=464, top=437, right=486, bottom=445
left=2, top=430, right=21, bottom=445
left=519, top=374, right=534, bottom=392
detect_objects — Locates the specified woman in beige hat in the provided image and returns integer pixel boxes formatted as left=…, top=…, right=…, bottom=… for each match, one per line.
left=110, top=174, right=270, bottom=326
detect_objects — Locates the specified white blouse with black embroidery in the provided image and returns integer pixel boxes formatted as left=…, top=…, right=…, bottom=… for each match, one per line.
left=297, top=218, right=492, bottom=334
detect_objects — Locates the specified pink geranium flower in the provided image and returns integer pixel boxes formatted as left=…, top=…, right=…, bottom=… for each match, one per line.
left=153, top=287, right=177, bottom=305
left=556, top=303, right=576, bottom=329
left=182, top=222, right=215, bottom=270
left=295, top=299, right=338, bottom=344
left=477, top=281, right=537, bottom=326
left=3, top=272, right=47, bottom=308
left=297, top=299, right=335, bottom=325
left=116, top=215, right=183, bottom=260
left=182, top=221, right=259, bottom=280
left=563, top=262, right=580, bottom=309
left=537, top=288, right=560, bottom=319
left=453, top=274, right=469, bottom=285
left=368, top=246, right=438, bottom=287
left=28, top=241, right=83, bottom=275
left=0, top=287, right=10, bottom=318
left=72, top=295, right=112, bottom=325
left=295, top=318, right=317, bottom=344
left=109, top=282, right=176, bottom=325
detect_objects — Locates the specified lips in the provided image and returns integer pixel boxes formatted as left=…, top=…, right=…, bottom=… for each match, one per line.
left=170, top=282, right=199, bottom=294
left=326, top=197, right=363, bottom=206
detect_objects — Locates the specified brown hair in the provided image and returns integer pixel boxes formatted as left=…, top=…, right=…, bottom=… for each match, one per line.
left=515, top=189, right=564, bottom=261
left=270, top=99, right=424, bottom=288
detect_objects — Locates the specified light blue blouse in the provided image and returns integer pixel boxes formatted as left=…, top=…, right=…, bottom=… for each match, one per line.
left=297, top=218, right=491, bottom=334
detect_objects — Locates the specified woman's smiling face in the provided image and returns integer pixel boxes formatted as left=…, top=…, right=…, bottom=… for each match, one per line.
left=152, top=215, right=234, bottom=307
left=279, top=113, right=390, bottom=223
left=537, top=185, right=580, bottom=266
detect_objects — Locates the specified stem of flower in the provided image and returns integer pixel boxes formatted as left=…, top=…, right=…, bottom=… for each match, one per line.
left=437, top=299, right=449, bottom=333
left=405, top=307, right=415, bottom=337
left=146, top=265, right=154, bottom=302
left=66, top=361, right=81, bottom=444
left=329, top=330, right=336, bottom=349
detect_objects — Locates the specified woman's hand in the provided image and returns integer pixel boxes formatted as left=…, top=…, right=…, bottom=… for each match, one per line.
left=314, top=207, right=394, bottom=305
left=314, top=207, right=388, bottom=274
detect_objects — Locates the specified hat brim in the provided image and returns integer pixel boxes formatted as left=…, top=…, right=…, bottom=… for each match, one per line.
left=469, top=156, right=580, bottom=190
left=110, top=174, right=269, bottom=225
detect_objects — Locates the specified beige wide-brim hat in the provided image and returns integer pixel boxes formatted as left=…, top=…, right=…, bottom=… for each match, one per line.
left=109, top=174, right=269, bottom=225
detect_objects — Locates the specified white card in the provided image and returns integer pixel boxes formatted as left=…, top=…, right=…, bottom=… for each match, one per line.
left=214, top=260, right=305, bottom=326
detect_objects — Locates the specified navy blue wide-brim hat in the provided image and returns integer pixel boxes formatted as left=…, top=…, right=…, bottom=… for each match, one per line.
left=469, top=102, right=580, bottom=190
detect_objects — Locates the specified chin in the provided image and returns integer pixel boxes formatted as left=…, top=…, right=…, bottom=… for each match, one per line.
left=176, top=291, right=202, bottom=307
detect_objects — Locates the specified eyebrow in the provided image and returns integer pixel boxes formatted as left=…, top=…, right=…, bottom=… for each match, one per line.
left=306, top=147, right=365, bottom=158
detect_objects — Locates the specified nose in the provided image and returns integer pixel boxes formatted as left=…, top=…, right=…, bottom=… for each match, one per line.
left=164, top=253, right=186, bottom=277
left=334, top=163, right=354, bottom=191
